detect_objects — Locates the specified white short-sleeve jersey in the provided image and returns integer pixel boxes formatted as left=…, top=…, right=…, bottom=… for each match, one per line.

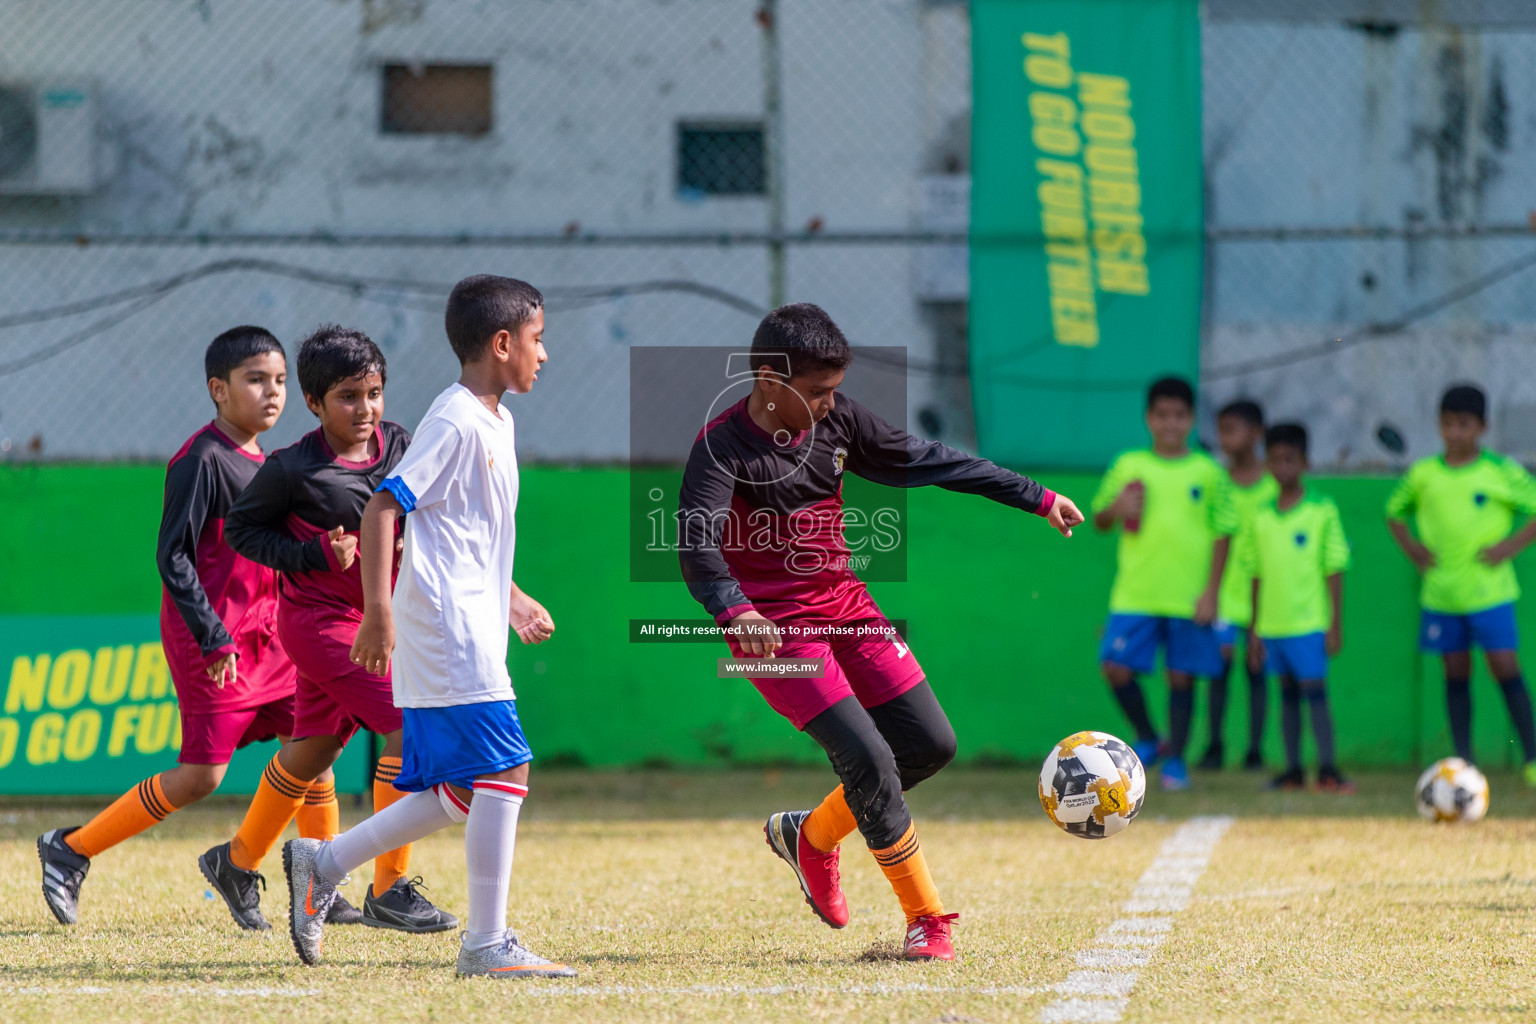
left=379, top=383, right=519, bottom=707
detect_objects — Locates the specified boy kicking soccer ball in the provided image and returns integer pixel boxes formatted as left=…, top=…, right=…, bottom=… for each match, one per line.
left=678, top=303, right=1083, bottom=961
left=1244, top=423, right=1352, bottom=792
left=38, top=328, right=342, bottom=924
left=282, top=275, right=574, bottom=979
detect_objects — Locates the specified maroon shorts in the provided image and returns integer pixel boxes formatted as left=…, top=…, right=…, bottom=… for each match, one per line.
left=280, top=602, right=402, bottom=745
left=179, top=695, right=295, bottom=765
left=731, top=618, right=926, bottom=730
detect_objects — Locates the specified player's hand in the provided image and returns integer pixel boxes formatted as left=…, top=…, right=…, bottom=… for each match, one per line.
left=1111, top=484, right=1145, bottom=522
left=1405, top=540, right=1437, bottom=571
left=350, top=611, right=394, bottom=676
left=1193, top=587, right=1219, bottom=626
left=205, top=652, right=237, bottom=689
left=1478, top=540, right=1516, bottom=566
left=1047, top=495, right=1085, bottom=538
left=1326, top=624, right=1343, bottom=657
left=1247, top=634, right=1266, bottom=673
left=727, top=610, right=783, bottom=657
left=328, top=526, right=358, bottom=570
left=510, top=590, right=555, bottom=645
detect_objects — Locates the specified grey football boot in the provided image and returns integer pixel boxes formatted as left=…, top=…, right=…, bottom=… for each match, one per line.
left=456, top=930, right=577, bottom=979
left=282, top=838, right=338, bottom=965
left=37, top=828, right=90, bottom=925
left=362, top=876, right=458, bottom=933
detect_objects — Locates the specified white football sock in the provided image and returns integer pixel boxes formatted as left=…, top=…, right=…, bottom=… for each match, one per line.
left=463, top=780, right=527, bottom=951
left=317, top=786, right=459, bottom=884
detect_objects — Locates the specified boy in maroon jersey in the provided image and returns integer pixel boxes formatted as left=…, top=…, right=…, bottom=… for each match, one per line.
left=198, top=324, right=454, bottom=934
left=679, top=304, right=1084, bottom=961
left=37, top=327, right=340, bottom=925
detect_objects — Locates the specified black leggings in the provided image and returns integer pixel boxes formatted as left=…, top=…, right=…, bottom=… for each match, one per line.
left=801, top=680, right=957, bottom=850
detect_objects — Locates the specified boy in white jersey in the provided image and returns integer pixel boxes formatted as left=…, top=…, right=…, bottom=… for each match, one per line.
left=281, top=275, right=574, bottom=978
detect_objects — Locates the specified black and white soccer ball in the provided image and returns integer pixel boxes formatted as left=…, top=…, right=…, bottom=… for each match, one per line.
left=1415, top=757, right=1489, bottom=824
left=1038, top=730, right=1146, bottom=839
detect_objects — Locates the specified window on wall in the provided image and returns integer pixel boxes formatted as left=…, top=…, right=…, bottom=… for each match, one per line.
left=677, top=123, right=766, bottom=196
left=381, top=64, right=493, bottom=135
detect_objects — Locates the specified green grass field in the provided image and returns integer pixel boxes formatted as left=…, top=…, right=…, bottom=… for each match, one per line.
left=2, top=768, right=1535, bottom=1023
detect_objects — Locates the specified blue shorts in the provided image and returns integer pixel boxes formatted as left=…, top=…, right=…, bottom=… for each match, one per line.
left=1263, top=632, right=1328, bottom=681
left=1100, top=614, right=1224, bottom=678
left=394, top=700, right=534, bottom=793
left=1420, top=603, right=1519, bottom=655
left=1213, top=621, right=1241, bottom=649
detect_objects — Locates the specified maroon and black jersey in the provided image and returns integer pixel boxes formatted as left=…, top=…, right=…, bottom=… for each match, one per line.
left=678, top=393, right=1056, bottom=626
left=157, top=422, right=292, bottom=713
left=226, top=422, right=411, bottom=615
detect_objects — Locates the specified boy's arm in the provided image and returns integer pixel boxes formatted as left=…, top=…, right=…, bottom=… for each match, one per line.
left=225, top=456, right=333, bottom=573
left=1482, top=460, right=1536, bottom=565
left=1090, top=455, right=1135, bottom=532
left=1326, top=572, right=1344, bottom=655
left=677, top=441, right=782, bottom=656
left=845, top=397, right=1082, bottom=533
left=509, top=580, right=555, bottom=646
left=1387, top=519, right=1435, bottom=571
left=1246, top=576, right=1265, bottom=672
left=1385, top=468, right=1434, bottom=569
left=156, top=455, right=237, bottom=685
left=1195, top=536, right=1230, bottom=625
left=350, top=490, right=402, bottom=676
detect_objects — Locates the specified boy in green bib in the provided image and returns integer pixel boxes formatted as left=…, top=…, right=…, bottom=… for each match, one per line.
left=1201, top=399, right=1278, bottom=771
left=1244, top=423, right=1351, bottom=791
left=1093, top=377, right=1237, bottom=791
left=1386, top=384, right=1536, bottom=784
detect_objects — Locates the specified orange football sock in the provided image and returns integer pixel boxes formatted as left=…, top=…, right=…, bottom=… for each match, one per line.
left=229, top=755, right=308, bottom=870
left=872, top=823, right=944, bottom=923
left=371, top=756, right=412, bottom=896
left=296, top=779, right=340, bottom=841
left=66, top=774, right=181, bottom=858
left=802, top=785, right=859, bottom=853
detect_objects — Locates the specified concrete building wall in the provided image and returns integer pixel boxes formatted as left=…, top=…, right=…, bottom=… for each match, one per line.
left=0, top=0, right=960, bottom=461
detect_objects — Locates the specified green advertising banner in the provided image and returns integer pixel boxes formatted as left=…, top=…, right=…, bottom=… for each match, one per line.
left=0, top=616, right=369, bottom=795
left=970, top=0, right=1203, bottom=467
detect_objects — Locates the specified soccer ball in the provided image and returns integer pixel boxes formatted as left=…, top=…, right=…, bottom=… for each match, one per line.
left=1415, top=757, right=1489, bottom=823
left=1039, top=731, right=1146, bottom=839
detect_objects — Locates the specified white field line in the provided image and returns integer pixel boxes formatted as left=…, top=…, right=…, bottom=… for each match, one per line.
left=0, top=982, right=1043, bottom=1000
left=1, top=985, right=321, bottom=997
left=499, top=982, right=1048, bottom=998
left=1039, top=815, right=1234, bottom=1024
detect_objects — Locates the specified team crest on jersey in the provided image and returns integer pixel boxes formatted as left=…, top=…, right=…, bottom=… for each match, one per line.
left=833, top=446, right=848, bottom=475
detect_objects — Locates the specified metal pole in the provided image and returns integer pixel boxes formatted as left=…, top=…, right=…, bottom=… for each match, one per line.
left=759, top=0, right=785, bottom=309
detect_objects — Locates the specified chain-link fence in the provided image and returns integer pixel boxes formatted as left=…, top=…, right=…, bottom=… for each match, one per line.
left=1203, top=1, right=1536, bottom=467
left=0, top=0, right=973, bottom=461
left=4, top=1, right=1536, bottom=468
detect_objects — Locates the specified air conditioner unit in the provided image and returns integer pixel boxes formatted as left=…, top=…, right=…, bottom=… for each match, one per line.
left=0, top=82, right=98, bottom=195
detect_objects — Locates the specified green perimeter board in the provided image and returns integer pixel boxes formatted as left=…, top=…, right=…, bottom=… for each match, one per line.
left=0, top=466, right=371, bottom=795
left=2, top=464, right=1531, bottom=790
left=970, top=0, right=1203, bottom=467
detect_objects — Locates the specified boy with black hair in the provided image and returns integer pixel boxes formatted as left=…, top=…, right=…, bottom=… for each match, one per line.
left=198, top=325, right=455, bottom=934
left=283, top=275, right=574, bottom=979
left=38, top=327, right=341, bottom=924
left=1387, top=384, right=1536, bottom=784
left=678, top=302, right=1084, bottom=961
left=1244, top=423, right=1352, bottom=791
left=1201, top=399, right=1278, bottom=771
left=1092, top=376, right=1237, bottom=791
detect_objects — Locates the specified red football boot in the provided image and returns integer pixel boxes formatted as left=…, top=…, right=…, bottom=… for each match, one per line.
left=903, top=912, right=959, bottom=961
left=764, top=810, right=849, bottom=928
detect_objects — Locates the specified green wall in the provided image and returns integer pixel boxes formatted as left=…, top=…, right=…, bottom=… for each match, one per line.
left=3, top=464, right=1534, bottom=784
